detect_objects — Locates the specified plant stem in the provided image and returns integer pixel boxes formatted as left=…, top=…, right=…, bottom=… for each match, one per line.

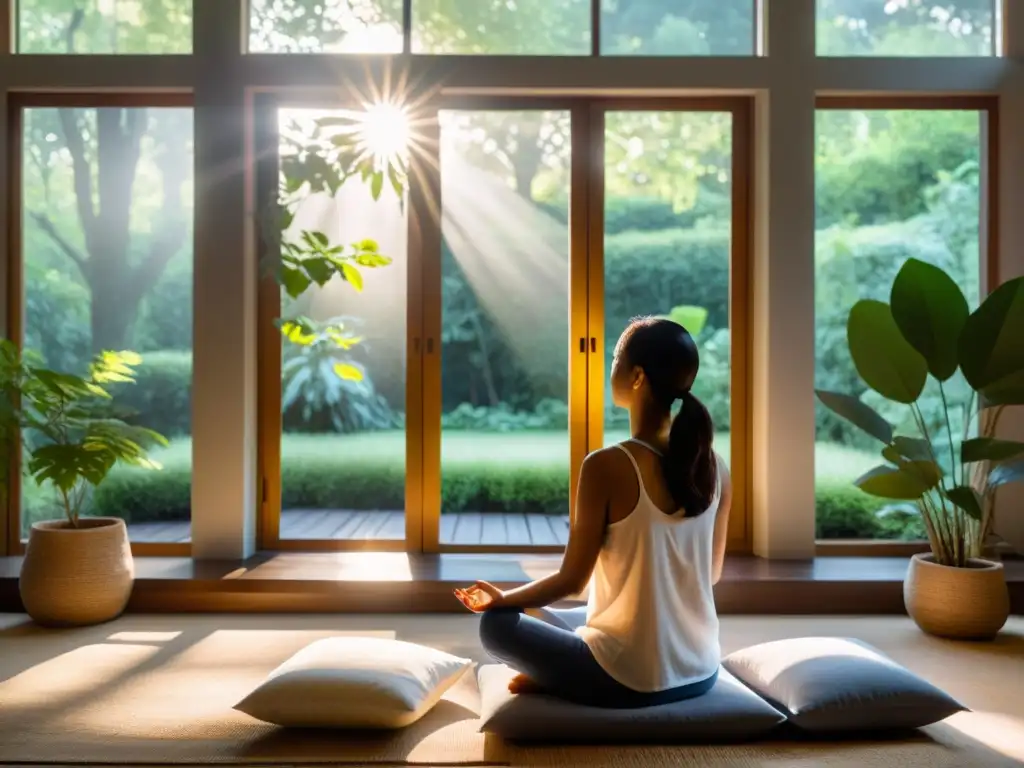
left=910, top=403, right=954, bottom=559
left=938, top=382, right=958, bottom=487
left=61, top=488, right=75, bottom=528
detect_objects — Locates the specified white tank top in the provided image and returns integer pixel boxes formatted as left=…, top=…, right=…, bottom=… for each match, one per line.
left=575, top=440, right=722, bottom=693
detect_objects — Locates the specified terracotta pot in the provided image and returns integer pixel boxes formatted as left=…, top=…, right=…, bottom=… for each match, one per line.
left=19, top=517, right=134, bottom=627
left=904, top=552, right=1009, bottom=641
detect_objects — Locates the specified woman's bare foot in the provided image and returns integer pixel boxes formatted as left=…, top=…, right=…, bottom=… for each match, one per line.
left=508, top=673, right=544, bottom=695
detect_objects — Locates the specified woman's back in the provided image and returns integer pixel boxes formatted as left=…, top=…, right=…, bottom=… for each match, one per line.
left=576, top=439, right=722, bottom=693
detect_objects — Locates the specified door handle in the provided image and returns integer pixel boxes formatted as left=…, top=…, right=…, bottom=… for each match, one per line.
left=591, top=337, right=597, bottom=353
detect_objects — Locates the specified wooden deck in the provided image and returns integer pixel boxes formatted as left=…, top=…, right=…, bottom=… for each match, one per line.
left=127, top=510, right=571, bottom=546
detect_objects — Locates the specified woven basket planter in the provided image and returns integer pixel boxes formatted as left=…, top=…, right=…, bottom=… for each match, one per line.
left=19, top=517, right=134, bottom=627
left=904, top=552, right=1009, bottom=641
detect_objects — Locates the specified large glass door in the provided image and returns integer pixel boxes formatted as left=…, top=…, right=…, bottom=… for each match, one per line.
left=422, top=104, right=590, bottom=551
left=589, top=102, right=751, bottom=547
left=257, top=98, right=419, bottom=551
left=257, top=95, right=751, bottom=554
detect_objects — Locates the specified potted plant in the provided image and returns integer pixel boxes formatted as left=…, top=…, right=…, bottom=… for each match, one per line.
left=816, top=257, right=1024, bottom=640
left=0, top=341, right=166, bottom=627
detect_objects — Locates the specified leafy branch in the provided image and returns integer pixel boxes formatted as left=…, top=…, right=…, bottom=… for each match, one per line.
left=268, top=112, right=408, bottom=377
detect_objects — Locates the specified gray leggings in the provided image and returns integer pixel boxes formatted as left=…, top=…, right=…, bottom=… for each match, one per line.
left=479, top=608, right=718, bottom=708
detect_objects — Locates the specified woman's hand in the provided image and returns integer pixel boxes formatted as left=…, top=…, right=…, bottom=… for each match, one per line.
left=454, top=581, right=506, bottom=612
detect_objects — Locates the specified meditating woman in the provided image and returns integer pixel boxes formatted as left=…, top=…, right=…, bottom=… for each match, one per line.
left=455, top=316, right=731, bottom=708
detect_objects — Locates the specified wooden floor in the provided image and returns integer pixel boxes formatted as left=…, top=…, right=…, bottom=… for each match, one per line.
left=127, top=510, right=571, bottom=546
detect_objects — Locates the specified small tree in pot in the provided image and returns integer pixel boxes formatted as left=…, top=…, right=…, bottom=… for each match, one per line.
left=0, top=341, right=166, bottom=627
left=816, top=258, right=1024, bottom=640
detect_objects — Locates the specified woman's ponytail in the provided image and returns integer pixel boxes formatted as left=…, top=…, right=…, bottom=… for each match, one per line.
left=665, top=390, right=717, bottom=516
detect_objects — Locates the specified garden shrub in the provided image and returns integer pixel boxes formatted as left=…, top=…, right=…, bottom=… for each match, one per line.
left=110, top=349, right=192, bottom=438
left=814, top=482, right=886, bottom=539
left=442, top=398, right=568, bottom=431
left=542, top=190, right=730, bottom=235
left=604, top=228, right=730, bottom=333
left=93, top=464, right=193, bottom=524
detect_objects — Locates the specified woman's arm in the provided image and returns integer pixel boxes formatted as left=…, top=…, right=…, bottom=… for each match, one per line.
left=488, top=451, right=610, bottom=609
left=711, top=456, right=733, bottom=586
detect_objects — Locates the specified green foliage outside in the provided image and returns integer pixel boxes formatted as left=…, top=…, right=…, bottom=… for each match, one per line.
left=13, top=0, right=999, bottom=542
left=21, top=430, right=898, bottom=542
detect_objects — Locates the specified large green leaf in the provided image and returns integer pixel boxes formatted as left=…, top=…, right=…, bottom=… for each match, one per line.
left=890, top=258, right=969, bottom=382
left=667, top=306, right=708, bottom=337
left=815, top=390, right=893, bottom=444
left=854, top=462, right=940, bottom=500
left=945, top=486, right=984, bottom=521
left=961, top=437, right=1024, bottom=464
left=280, top=265, right=312, bottom=299
left=958, top=276, right=1024, bottom=404
left=978, top=370, right=1024, bottom=407
left=892, top=436, right=933, bottom=462
left=989, top=460, right=1024, bottom=489
left=847, top=299, right=928, bottom=404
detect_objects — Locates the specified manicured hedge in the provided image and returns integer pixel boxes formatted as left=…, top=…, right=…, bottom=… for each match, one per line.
left=73, top=440, right=909, bottom=540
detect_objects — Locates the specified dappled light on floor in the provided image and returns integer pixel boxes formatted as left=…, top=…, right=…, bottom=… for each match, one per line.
left=242, top=552, right=415, bottom=581
left=2, top=643, right=158, bottom=709
left=106, top=630, right=182, bottom=643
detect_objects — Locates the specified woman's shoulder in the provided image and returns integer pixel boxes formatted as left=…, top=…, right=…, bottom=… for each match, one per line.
left=583, top=443, right=632, bottom=469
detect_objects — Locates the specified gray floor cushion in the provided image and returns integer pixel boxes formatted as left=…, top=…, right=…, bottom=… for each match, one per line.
left=477, top=664, right=786, bottom=743
left=722, top=636, right=965, bottom=733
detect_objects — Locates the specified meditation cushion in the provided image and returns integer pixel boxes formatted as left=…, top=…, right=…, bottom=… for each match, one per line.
left=477, top=664, right=786, bottom=743
left=722, top=636, right=965, bottom=732
left=234, top=636, right=471, bottom=729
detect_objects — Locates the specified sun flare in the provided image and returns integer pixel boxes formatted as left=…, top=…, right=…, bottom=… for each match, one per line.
left=358, top=102, right=411, bottom=170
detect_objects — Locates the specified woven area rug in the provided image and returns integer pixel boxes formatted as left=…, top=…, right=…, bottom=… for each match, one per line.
left=0, top=613, right=1022, bottom=766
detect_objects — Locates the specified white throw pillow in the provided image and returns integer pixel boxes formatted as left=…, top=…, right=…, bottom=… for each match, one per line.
left=234, top=637, right=472, bottom=729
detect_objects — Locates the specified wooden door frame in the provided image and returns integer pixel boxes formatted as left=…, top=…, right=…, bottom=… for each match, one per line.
left=253, top=92, right=755, bottom=556
left=421, top=97, right=591, bottom=554
left=582, top=97, right=753, bottom=552
left=254, top=91, right=424, bottom=553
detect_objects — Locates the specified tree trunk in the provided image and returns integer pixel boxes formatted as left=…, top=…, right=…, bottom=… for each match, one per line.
left=82, top=108, right=143, bottom=352
left=43, top=106, right=189, bottom=355
left=89, top=262, right=144, bottom=353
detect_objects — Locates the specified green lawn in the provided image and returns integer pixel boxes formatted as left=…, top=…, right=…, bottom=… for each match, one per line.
left=133, top=429, right=875, bottom=484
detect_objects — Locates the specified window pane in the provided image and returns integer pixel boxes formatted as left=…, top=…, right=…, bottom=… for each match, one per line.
left=814, top=109, right=982, bottom=541
left=21, top=107, right=194, bottom=543
left=250, top=0, right=403, bottom=53
left=18, top=0, right=192, bottom=54
left=816, top=0, right=995, bottom=56
left=439, top=110, right=572, bottom=546
left=601, top=111, right=733, bottom=474
left=601, top=0, right=755, bottom=55
left=276, top=109, right=408, bottom=542
left=413, top=0, right=590, bottom=54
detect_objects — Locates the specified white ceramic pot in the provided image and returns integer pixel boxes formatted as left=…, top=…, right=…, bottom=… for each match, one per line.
left=904, top=552, right=1009, bottom=640
left=19, top=517, right=134, bottom=627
